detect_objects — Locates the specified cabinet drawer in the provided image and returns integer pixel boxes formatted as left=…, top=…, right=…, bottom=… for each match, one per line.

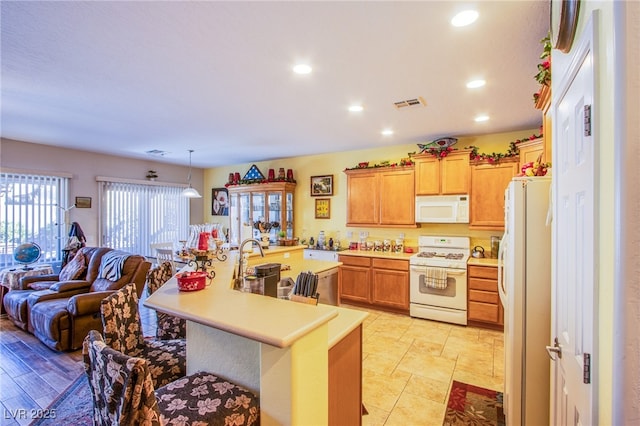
left=468, top=301, right=499, bottom=323
left=468, top=265, right=498, bottom=280
left=468, top=277, right=497, bottom=292
left=339, top=255, right=371, bottom=267
left=372, top=258, right=408, bottom=271
left=469, top=289, right=499, bottom=304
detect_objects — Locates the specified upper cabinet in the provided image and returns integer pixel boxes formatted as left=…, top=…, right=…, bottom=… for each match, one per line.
left=469, top=158, right=519, bottom=230
left=414, top=150, right=470, bottom=195
left=345, top=166, right=415, bottom=227
left=517, top=137, right=545, bottom=170
left=228, top=182, right=295, bottom=245
left=535, top=71, right=552, bottom=166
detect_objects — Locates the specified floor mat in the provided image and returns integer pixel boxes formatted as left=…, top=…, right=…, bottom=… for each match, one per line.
left=443, top=380, right=505, bottom=426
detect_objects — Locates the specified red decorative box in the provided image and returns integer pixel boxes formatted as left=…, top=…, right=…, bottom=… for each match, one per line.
left=177, top=271, right=208, bottom=291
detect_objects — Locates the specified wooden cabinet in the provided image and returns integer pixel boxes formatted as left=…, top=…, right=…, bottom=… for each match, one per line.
left=518, top=137, right=544, bottom=169
left=339, top=256, right=371, bottom=304
left=467, top=265, right=503, bottom=330
left=228, top=182, right=295, bottom=245
left=345, top=167, right=415, bottom=227
left=371, top=258, right=410, bottom=311
left=535, top=83, right=552, bottom=165
left=414, top=150, right=470, bottom=195
left=329, top=325, right=362, bottom=425
left=339, top=255, right=409, bottom=313
left=469, top=158, right=519, bottom=230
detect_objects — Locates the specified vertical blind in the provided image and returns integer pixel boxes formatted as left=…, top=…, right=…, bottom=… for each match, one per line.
left=99, top=180, right=189, bottom=257
left=0, top=172, right=69, bottom=267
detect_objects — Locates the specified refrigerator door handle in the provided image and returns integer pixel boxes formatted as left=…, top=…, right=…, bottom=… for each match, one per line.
left=497, top=234, right=507, bottom=308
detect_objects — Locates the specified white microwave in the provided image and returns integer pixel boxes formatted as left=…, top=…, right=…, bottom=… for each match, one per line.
left=415, top=195, right=469, bottom=223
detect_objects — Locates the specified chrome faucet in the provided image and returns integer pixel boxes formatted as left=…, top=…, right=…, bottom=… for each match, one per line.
left=234, top=238, right=264, bottom=289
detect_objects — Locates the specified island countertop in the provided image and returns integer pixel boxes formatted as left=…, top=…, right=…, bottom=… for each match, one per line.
left=144, top=252, right=362, bottom=349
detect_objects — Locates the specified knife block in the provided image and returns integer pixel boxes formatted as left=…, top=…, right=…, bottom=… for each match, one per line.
left=290, top=294, right=319, bottom=305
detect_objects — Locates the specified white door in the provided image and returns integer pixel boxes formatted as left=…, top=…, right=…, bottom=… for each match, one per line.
left=551, top=18, right=596, bottom=425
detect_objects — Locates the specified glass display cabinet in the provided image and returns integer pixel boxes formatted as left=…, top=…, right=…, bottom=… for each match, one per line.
left=228, top=182, right=295, bottom=245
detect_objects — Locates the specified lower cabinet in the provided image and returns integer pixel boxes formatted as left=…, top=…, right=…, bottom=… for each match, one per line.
left=467, top=265, right=503, bottom=330
left=329, top=324, right=362, bottom=425
left=339, top=255, right=409, bottom=313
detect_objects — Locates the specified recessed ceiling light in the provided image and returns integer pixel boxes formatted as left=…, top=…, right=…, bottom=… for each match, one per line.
left=466, top=79, right=486, bottom=89
left=451, top=10, right=479, bottom=27
left=293, top=64, right=312, bottom=74
left=381, top=129, right=394, bottom=136
left=474, top=115, right=490, bottom=122
left=348, top=105, right=364, bottom=112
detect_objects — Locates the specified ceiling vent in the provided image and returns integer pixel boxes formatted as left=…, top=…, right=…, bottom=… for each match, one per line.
left=394, top=97, right=426, bottom=110
left=146, top=149, right=169, bottom=157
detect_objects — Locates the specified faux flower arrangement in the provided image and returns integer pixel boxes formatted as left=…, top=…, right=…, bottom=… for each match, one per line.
left=520, top=155, right=551, bottom=176
left=533, top=33, right=552, bottom=104
left=424, top=146, right=456, bottom=158
left=466, top=133, right=542, bottom=164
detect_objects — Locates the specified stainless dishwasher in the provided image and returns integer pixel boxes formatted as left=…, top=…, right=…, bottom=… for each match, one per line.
left=316, top=268, right=338, bottom=306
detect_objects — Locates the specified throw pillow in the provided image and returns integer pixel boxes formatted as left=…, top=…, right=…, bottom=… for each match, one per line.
left=59, top=253, right=86, bottom=281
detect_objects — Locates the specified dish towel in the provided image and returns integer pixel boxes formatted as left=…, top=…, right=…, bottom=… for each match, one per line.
left=424, top=267, right=448, bottom=289
left=98, top=251, right=130, bottom=281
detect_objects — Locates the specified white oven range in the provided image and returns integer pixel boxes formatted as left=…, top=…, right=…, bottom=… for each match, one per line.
left=409, top=236, right=470, bottom=325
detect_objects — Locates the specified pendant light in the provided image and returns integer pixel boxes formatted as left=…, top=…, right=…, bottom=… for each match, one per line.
left=182, top=149, right=202, bottom=198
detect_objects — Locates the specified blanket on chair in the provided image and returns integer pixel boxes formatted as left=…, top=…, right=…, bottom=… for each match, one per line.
left=98, top=251, right=131, bottom=281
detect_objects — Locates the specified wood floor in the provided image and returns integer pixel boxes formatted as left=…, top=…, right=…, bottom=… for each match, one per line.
left=0, top=292, right=157, bottom=426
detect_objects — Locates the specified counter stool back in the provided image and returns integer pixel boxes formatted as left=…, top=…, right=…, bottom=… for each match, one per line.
left=83, top=330, right=260, bottom=426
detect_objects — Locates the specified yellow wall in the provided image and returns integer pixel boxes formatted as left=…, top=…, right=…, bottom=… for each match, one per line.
left=203, top=128, right=538, bottom=253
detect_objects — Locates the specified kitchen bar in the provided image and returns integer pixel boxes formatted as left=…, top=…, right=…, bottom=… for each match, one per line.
left=144, top=244, right=367, bottom=425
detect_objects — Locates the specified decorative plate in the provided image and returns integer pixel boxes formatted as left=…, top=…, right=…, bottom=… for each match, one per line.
left=418, top=137, right=458, bottom=153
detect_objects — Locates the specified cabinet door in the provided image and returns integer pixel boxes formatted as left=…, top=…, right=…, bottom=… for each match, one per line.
left=340, top=266, right=370, bottom=303
left=346, top=172, right=379, bottom=225
left=518, top=138, right=544, bottom=170
left=441, top=154, right=470, bottom=194
left=379, top=169, right=415, bottom=225
left=415, top=157, right=440, bottom=195
left=469, top=160, right=519, bottom=229
left=371, top=268, right=409, bottom=310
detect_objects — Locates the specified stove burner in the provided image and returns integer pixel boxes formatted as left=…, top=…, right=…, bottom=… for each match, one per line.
left=416, top=251, right=466, bottom=260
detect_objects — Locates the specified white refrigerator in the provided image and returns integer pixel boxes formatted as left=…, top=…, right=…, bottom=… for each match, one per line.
left=498, top=177, right=551, bottom=426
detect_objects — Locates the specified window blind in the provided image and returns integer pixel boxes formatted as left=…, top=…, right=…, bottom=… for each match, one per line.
left=99, top=181, right=189, bottom=257
left=0, top=172, right=69, bottom=267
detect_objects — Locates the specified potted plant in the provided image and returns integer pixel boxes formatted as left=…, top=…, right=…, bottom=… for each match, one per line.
left=277, top=230, right=287, bottom=246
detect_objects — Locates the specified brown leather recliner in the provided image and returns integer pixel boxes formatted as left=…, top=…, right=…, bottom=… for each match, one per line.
left=3, top=246, right=110, bottom=331
left=21, top=247, right=150, bottom=351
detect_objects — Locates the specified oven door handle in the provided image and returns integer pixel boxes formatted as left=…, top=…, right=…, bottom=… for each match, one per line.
left=410, top=266, right=466, bottom=275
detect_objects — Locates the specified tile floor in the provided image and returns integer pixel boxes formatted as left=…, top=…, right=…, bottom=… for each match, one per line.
left=352, top=306, right=504, bottom=426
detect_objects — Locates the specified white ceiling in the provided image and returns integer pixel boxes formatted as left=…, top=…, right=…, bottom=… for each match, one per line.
left=1, top=1, right=550, bottom=168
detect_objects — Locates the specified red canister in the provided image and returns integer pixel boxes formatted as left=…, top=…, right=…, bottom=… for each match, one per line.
left=198, top=232, right=209, bottom=250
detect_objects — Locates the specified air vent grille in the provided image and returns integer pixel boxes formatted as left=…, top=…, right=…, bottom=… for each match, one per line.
left=146, top=149, right=168, bottom=156
left=394, top=97, right=426, bottom=109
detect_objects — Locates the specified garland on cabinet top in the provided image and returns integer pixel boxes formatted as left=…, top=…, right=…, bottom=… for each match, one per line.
left=532, top=33, right=552, bottom=105
left=344, top=157, right=414, bottom=170
left=465, top=133, right=542, bottom=163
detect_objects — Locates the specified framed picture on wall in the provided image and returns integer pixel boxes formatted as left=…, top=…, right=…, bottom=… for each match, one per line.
left=75, top=197, right=92, bottom=208
left=310, top=175, right=333, bottom=196
left=211, top=188, right=229, bottom=216
left=315, top=198, right=330, bottom=219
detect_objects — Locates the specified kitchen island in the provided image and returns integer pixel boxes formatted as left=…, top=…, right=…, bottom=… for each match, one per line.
left=144, top=245, right=367, bottom=425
